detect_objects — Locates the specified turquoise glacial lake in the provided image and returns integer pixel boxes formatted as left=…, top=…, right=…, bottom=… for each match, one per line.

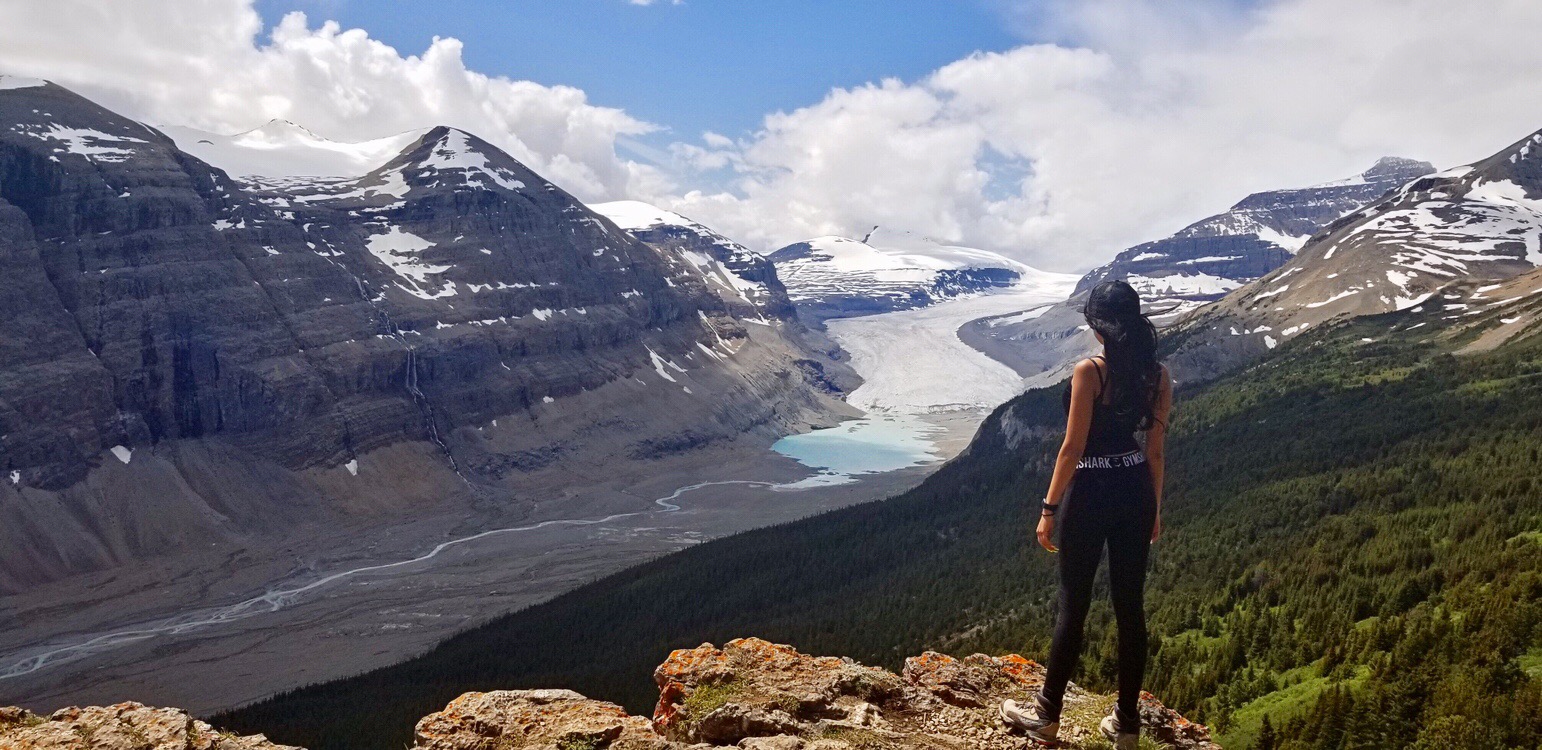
left=771, top=413, right=943, bottom=486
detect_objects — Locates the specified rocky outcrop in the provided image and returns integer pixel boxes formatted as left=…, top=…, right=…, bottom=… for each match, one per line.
left=0, top=703, right=296, bottom=750
left=0, top=639, right=1215, bottom=749
left=414, top=637, right=1220, bottom=750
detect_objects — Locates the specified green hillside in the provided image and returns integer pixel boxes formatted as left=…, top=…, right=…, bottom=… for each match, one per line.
left=219, top=304, right=1542, bottom=750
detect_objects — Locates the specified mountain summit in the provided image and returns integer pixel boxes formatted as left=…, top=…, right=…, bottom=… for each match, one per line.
left=164, top=120, right=422, bottom=178
left=1169, top=128, right=1542, bottom=380
left=592, top=200, right=798, bottom=320
left=965, top=156, right=1436, bottom=384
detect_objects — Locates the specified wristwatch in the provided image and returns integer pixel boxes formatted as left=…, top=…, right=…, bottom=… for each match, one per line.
left=1040, top=500, right=1060, bottom=516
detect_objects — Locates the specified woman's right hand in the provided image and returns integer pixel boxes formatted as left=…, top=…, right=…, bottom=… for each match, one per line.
left=1036, top=513, right=1058, bottom=553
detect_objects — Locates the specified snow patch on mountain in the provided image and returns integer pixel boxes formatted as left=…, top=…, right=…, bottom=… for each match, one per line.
left=1255, top=225, right=1311, bottom=253
left=591, top=201, right=697, bottom=233
left=0, top=75, right=47, bottom=90
left=166, top=120, right=422, bottom=178
left=1125, top=272, right=1242, bottom=298
left=422, top=129, right=527, bottom=191
left=961, top=156, right=1435, bottom=383
left=365, top=225, right=456, bottom=299
left=15, top=123, right=147, bottom=163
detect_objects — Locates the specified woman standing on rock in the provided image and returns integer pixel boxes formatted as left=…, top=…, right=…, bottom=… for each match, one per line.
left=1000, top=279, right=1172, bottom=750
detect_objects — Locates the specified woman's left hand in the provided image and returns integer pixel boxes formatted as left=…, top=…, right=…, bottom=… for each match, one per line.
left=1036, top=513, right=1058, bottom=553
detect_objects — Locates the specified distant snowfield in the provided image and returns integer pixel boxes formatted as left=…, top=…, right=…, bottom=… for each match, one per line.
left=829, top=280, right=1077, bottom=413
left=163, top=120, right=421, bottom=178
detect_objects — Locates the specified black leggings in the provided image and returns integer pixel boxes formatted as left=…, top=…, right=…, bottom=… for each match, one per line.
left=1040, top=463, right=1157, bottom=726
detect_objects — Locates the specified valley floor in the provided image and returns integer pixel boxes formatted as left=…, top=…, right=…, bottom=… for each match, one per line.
left=0, top=445, right=932, bottom=714
left=0, top=286, right=1062, bottom=717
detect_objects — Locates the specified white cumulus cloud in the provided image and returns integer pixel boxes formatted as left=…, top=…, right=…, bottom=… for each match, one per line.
left=0, top=0, right=665, bottom=202
left=657, top=0, right=1542, bottom=270
left=2, top=0, right=1541, bottom=272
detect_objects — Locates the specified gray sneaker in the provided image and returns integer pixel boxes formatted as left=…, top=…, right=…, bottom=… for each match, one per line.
left=1000, top=696, right=1059, bottom=744
left=1100, top=712, right=1138, bottom=750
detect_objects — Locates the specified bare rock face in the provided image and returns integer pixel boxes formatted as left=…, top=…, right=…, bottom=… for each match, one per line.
left=0, top=703, right=296, bottom=750
left=589, top=200, right=797, bottom=322
left=410, top=637, right=1219, bottom=750
left=0, top=81, right=848, bottom=593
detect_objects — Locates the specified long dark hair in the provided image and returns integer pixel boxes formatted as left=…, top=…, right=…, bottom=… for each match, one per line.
left=1084, top=280, right=1162, bottom=430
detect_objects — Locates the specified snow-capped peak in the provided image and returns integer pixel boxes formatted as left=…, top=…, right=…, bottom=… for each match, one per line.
left=860, top=227, right=1039, bottom=274
left=589, top=200, right=761, bottom=255
left=239, top=119, right=328, bottom=142
left=1307, top=156, right=1435, bottom=189
left=165, top=120, right=423, bottom=178
left=414, top=128, right=526, bottom=192
left=0, top=74, right=48, bottom=91
left=591, top=200, right=699, bottom=233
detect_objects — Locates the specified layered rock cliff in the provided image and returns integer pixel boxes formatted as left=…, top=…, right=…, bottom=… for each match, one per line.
left=1, top=638, right=1217, bottom=750
left=0, top=80, right=849, bottom=592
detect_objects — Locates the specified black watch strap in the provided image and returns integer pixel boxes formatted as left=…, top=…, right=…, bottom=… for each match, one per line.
left=1041, top=500, right=1061, bottom=515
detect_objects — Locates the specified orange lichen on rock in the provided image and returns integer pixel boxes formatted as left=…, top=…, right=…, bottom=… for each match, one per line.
left=994, top=654, right=1044, bottom=686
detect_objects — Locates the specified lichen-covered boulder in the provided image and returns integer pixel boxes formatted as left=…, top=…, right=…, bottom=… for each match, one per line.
left=901, top=651, right=1046, bottom=708
left=651, top=638, right=903, bottom=744
left=412, top=690, right=676, bottom=750
left=0, top=703, right=296, bottom=750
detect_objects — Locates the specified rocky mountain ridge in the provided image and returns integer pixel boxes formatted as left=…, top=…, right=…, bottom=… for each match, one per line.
left=1168, top=128, right=1542, bottom=381
left=0, top=638, right=1218, bottom=750
left=0, top=80, right=848, bottom=591
left=591, top=200, right=798, bottom=322
left=591, top=200, right=858, bottom=395
left=961, top=157, right=1435, bottom=384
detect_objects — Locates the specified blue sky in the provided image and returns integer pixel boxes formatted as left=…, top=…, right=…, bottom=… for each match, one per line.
left=255, top=0, right=1027, bottom=140
left=12, top=0, right=1531, bottom=267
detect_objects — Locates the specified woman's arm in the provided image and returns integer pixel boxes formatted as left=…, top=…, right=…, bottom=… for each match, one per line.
left=1146, top=365, right=1173, bottom=541
left=1036, top=359, right=1099, bottom=552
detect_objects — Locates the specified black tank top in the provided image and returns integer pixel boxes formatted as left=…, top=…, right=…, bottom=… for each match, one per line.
left=1062, top=357, right=1143, bottom=456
